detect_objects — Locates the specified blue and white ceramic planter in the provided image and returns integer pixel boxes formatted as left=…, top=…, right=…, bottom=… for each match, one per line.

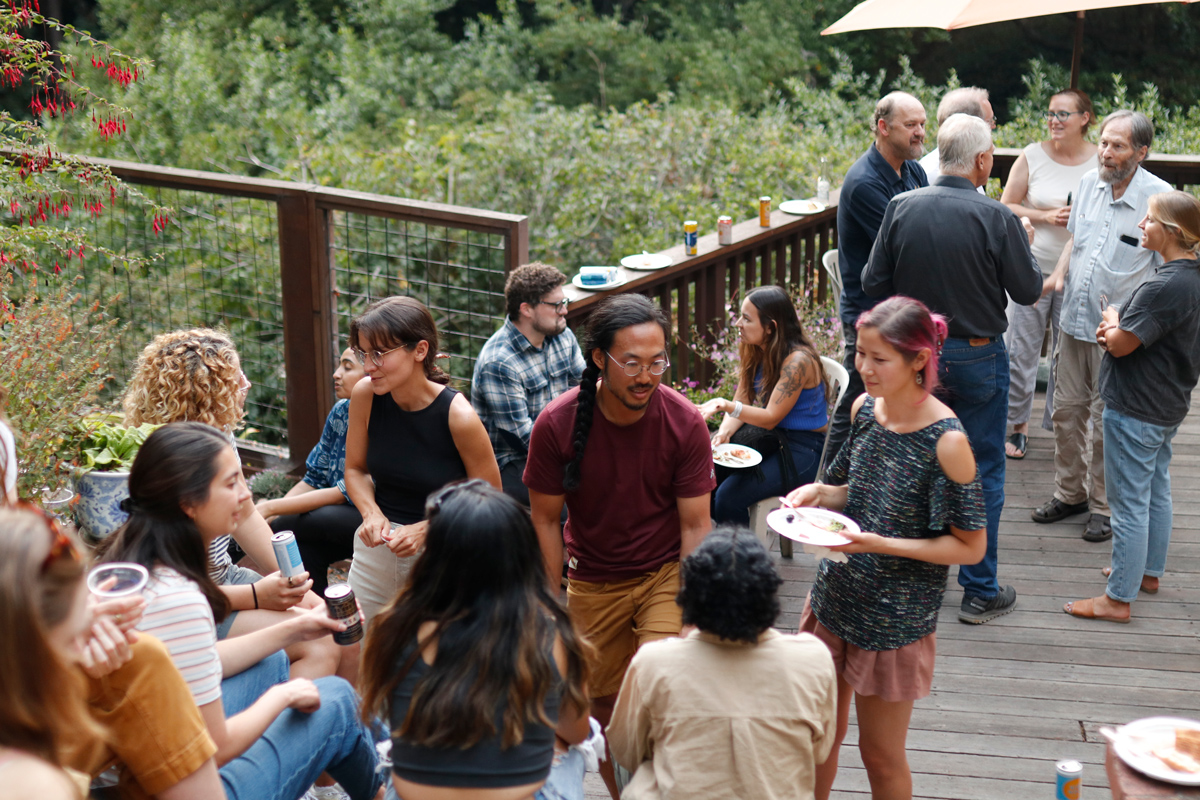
left=73, top=470, right=130, bottom=539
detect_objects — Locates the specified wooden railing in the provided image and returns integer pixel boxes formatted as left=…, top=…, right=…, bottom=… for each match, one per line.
left=80, top=156, right=529, bottom=465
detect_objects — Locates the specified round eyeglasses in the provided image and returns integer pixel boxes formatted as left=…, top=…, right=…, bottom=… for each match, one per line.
left=1046, top=110, right=1084, bottom=122
left=605, top=351, right=670, bottom=377
left=353, top=343, right=415, bottom=367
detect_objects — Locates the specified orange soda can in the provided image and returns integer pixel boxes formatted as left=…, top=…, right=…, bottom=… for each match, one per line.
left=759, top=196, right=771, bottom=227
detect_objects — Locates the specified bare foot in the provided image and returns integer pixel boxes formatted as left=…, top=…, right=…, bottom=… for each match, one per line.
left=1063, top=594, right=1131, bottom=623
left=1005, top=424, right=1028, bottom=458
left=1100, top=566, right=1160, bottom=594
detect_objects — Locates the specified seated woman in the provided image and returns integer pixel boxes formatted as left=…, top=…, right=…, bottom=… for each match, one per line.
left=98, top=423, right=381, bottom=800
left=258, top=345, right=366, bottom=596
left=124, top=328, right=344, bottom=680
left=609, top=526, right=837, bottom=800
left=344, top=296, right=500, bottom=623
left=697, top=285, right=828, bottom=524
left=359, top=479, right=591, bottom=800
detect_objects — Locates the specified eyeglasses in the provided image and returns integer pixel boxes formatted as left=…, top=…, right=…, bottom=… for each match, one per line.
left=537, top=299, right=570, bottom=313
left=605, top=351, right=670, bottom=377
left=1046, top=110, right=1084, bottom=122
left=353, top=343, right=414, bottom=367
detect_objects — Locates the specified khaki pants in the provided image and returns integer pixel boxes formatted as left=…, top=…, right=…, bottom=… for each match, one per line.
left=1050, top=334, right=1108, bottom=514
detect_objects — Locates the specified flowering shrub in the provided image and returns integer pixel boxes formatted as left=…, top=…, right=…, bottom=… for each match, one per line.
left=0, top=273, right=123, bottom=497
left=678, top=283, right=842, bottom=428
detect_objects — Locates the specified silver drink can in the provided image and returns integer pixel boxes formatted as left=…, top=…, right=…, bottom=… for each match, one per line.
left=718, top=216, right=733, bottom=245
left=271, top=531, right=305, bottom=578
left=1055, top=759, right=1082, bottom=800
left=324, top=583, right=364, bottom=645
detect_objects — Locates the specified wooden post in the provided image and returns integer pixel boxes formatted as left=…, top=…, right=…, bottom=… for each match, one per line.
left=277, top=191, right=334, bottom=466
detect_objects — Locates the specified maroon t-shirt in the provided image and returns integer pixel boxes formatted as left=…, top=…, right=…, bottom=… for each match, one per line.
left=524, top=384, right=716, bottom=582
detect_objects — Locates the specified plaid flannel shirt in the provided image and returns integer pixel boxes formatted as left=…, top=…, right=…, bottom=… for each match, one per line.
left=471, top=319, right=585, bottom=469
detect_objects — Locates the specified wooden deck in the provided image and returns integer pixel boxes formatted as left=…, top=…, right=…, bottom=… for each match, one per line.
left=585, top=389, right=1200, bottom=798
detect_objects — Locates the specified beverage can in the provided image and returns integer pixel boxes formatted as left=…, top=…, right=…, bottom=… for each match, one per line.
left=759, top=196, right=771, bottom=227
left=717, top=216, right=733, bottom=246
left=324, top=583, right=364, bottom=645
left=1056, top=759, right=1082, bottom=800
left=271, top=531, right=305, bottom=579
left=684, top=220, right=698, bottom=256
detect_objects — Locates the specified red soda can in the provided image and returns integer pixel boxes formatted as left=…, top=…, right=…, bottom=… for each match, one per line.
left=718, top=216, right=733, bottom=245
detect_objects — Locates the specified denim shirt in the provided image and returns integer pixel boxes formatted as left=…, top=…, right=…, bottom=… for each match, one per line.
left=1059, top=166, right=1172, bottom=342
left=303, top=399, right=352, bottom=504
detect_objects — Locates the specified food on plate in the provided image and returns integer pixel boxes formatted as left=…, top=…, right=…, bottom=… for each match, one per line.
left=712, top=446, right=754, bottom=466
left=1178, top=728, right=1200, bottom=760
left=1152, top=744, right=1200, bottom=774
left=794, top=201, right=820, bottom=212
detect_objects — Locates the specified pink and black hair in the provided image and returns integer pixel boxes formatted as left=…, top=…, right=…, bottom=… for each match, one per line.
left=856, top=296, right=948, bottom=392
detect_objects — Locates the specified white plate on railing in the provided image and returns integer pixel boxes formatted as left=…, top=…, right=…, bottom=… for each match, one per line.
left=572, top=274, right=627, bottom=292
left=1109, top=717, right=1200, bottom=785
left=780, top=199, right=827, bottom=216
left=620, top=253, right=673, bottom=271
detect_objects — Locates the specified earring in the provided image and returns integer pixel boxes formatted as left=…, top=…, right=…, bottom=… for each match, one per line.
left=915, top=372, right=924, bottom=386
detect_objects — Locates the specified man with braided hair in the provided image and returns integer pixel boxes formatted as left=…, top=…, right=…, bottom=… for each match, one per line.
left=525, top=293, right=714, bottom=798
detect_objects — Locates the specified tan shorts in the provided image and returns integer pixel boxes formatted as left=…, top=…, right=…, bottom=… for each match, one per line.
left=566, top=560, right=682, bottom=697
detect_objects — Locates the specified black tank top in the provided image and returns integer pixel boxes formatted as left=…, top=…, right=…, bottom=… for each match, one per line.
left=367, top=386, right=467, bottom=524
left=389, top=630, right=563, bottom=788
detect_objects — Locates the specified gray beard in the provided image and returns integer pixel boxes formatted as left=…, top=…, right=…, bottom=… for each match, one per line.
left=1099, top=161, right=1137, bottom=185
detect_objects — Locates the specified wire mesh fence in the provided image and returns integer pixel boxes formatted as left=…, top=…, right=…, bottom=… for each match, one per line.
left=329, top=211, right=509, bottom=391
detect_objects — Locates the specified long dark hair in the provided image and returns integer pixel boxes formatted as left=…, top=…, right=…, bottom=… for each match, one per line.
left=349, top=296, right=451, bottom=386
left=96, top=422, right=232, bottom=621
left=563, top=294, right=669, bottom=492
left=359, top=480, right=590, bottom=749
left=736, top=286, right=826, bottom=406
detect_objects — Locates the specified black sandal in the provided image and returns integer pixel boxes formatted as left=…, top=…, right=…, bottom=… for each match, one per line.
left=1006, top=432, right=1027, bottom=460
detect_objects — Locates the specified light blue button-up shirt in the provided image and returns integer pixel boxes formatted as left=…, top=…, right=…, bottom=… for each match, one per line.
left=1059, top=165, right=1172, bottom=342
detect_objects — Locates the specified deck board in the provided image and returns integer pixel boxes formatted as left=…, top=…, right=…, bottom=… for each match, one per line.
left=584, top=390, right=1200, bottom=799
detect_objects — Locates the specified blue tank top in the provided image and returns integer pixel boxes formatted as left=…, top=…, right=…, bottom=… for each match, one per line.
left=755, top=368, right=827, bottom=431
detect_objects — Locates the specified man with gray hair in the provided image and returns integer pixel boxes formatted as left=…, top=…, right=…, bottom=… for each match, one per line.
left=1033, top=111, right=1172, bottom=543
left=827, top=91, right=929, bottom=465
left=920, top=86, right=995, bottom=184
left=863, top=113, right=1044, bottom=624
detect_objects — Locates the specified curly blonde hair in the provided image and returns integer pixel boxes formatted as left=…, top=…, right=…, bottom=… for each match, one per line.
left=123, top=328, right=245, bottom=432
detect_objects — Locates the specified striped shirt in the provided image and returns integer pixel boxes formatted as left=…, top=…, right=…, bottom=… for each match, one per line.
left=207, top=430, right=242, bottom=583
left=137, top=567, right=223, bottom=706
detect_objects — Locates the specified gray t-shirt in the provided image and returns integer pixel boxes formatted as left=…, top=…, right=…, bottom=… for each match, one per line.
left=1099, top=258, right=1200, bottom=427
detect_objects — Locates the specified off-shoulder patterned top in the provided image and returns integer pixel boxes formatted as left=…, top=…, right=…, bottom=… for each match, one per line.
left=810, top=396, right=986, bottom=651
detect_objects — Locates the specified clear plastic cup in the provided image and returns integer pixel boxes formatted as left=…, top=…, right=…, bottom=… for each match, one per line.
left=87, top=562, right=149, bottom=598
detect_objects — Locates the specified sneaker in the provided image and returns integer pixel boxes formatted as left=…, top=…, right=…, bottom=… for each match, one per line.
left=1082, top=513, right=1112, bottom=542
left=376, top=739, right=393, bottom=772
left=958, top=585, right=1017, bottom=624
left=1031, top=497, right=1089, bottom=524
left=304, top=785, right=350, bottom=800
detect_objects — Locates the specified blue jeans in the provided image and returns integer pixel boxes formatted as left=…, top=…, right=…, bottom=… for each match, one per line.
left=220, top=675, right=381, bottom=800
left=1103, top=407, right=1178, bottom=603
left=222, top=650, right=290, bottom=717
left=713, top=429, right=824, bottom=524
left=938, top=337, right=1009, bottom=600
left=383, top=747, right=586, bottom=800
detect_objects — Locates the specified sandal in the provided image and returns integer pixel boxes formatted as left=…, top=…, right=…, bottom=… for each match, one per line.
left=1101, top=566, right=1159, bottom=594
left=1063, top=596, right=1131, bottom=623
left=1005, top=432, right=1027, bottom=460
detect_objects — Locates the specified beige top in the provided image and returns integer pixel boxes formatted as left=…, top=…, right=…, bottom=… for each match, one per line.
left=1022, top=141, right=1096, bottom=273
left=608, top=628, right=837, bottom=800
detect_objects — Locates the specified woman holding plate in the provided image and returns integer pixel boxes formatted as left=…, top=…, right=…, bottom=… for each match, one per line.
left=783, top=296, right=986, bottom=800
left=696, top=285, right=828, bottom=525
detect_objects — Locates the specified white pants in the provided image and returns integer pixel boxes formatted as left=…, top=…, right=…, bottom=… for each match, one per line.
left=348, top=534, right=415, bottom=626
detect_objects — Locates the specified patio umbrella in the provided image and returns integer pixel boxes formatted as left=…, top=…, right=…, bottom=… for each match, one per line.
left=822, top=0, right=1200, bottom=88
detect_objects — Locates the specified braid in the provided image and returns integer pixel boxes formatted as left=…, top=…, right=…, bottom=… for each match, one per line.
left=563, top=361, right=600, bottom=492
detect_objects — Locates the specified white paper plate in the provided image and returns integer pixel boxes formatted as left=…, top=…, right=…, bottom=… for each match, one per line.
left=1112, top=717, right=1200, bottom=785
left=780, top=199, right=827, bottom=216
left=712, top=443, right=762, bottom=469
left=572, top=274, right=627, bottom=292
left=767, top=507, right=857, bottom=547
left=620, top=253, right=673, bottom=271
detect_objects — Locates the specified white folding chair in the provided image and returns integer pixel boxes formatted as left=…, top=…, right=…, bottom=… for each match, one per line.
left=751, top=355, right=851, bottom=558
left=822, top=249, right=842, bottom=317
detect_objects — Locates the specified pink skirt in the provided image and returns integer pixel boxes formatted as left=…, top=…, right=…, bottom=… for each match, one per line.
left=799, top=594, right=936, bottom=703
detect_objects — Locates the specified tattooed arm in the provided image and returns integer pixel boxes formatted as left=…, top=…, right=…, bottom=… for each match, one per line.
left=701, top=350, right=823, bottom=432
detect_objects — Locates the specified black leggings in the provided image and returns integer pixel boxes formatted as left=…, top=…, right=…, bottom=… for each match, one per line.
left=270, top=503, right=363, bottom=596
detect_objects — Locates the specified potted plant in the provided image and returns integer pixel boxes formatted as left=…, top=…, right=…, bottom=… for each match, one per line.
left=72, top=413, right=159, bottom=539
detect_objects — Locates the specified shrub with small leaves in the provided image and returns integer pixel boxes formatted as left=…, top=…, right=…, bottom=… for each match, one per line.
left=248, top=468, right=294, bottom=501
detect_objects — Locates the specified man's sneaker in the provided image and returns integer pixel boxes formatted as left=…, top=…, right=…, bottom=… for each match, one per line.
left=1082, top=513, right=1112, bottom=542
left=958, top=585, right=1017, bottom=624
left=1031, top=497, right=1089, bottom=524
